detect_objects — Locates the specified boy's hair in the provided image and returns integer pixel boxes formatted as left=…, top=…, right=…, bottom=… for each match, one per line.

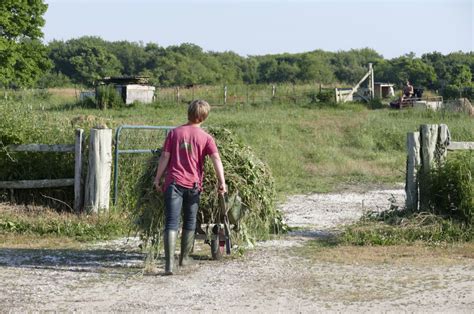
left=188, top=100, right=210, bottom=123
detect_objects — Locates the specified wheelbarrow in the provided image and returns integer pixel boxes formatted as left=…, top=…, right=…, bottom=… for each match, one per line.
left=196, top=192, right=242, bottom=260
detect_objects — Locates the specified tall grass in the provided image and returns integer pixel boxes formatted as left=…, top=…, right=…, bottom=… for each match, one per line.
left=426, top=151, right=473, bottom=225
left=1, top=93, right=473, bottom=205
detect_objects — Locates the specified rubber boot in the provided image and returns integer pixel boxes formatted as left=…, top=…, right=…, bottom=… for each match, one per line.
left=179, top=229, right=195, bottom=267
left=164, top=229, right=177, bottom=275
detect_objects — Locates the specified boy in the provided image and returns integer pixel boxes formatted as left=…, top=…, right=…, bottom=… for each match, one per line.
left=154, top=99, right=226, bottom=275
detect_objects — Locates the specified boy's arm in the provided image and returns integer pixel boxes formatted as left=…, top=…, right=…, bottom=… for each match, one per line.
left=154, top=152, right=171, bottom=192
left=209, top=152, right=226, bottom=194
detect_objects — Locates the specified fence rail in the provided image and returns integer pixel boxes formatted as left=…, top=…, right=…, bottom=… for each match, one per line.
left=0, top=179, right=74, bottom=189
left=7, top=144, right=75, bottom=153
left=0, top=129, right=84, bottom=211
left=448, top=141, right=474, bottom=151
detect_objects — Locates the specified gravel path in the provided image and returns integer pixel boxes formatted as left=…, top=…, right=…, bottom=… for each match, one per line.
left=1, top=188, right=473, bottom=312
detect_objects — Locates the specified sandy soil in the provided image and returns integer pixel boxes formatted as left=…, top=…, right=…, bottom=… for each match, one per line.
left=0, top=188, right=473, bottom=312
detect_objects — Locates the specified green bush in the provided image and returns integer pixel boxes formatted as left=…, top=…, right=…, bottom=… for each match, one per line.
left=367, top=98, right=385, bottom=109
left=37, top=72, right=73, bottom=88
left=317, top=89, right=335, bottom=103
left=341, top=208, right=472, bottom=245
left=426, top=151, right=473, bottom=225
left=96, top=85, right=124, bottom=110
left=442, top=84, right=462, bottom=100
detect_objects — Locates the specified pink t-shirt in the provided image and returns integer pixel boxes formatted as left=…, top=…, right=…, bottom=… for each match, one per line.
left=163, top=125, right=218, bottom=191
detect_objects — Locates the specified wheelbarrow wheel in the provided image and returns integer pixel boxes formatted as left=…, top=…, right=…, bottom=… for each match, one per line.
left=211, top=239, right=222, bottom=260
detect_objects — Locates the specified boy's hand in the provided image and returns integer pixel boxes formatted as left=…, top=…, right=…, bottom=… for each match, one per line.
left=217, top=183, right=227, bottom=194
left=154, top=180, right=163, bottom=193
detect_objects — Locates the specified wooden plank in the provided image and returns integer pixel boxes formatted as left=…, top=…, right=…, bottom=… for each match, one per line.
left=448, top=141, right=474, bottom=151
left=74, top=129, right=84, bottom=212
left=0, top=179, right=74, bottom=189
left=344, top=69, right=371, bottom=101
left=7, top=144, right=75, bottom=152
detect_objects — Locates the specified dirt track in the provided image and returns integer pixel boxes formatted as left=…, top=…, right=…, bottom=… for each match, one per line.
left=1, top=188, right=473, bottom=312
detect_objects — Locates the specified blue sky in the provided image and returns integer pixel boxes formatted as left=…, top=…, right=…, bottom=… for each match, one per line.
left=43, top=0, right=473, bottom=59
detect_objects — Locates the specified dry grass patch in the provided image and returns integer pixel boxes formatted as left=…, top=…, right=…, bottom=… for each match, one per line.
left=296, top=241, right=474, bottom=266
left=47, top=87, right=80, bottom=100
left=0, top=233, right=84, bottom=249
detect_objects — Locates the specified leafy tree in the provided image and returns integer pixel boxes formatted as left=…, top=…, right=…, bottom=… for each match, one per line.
left=298, top=54, right=335, bottom=83
left=256, top=58, right=278, bottom=83
left=331, top=48, right=383, bottom=84
left=107, top=41, right=148, bottom=76
left=376, top=56, right=437, bottom=89
left=0, top=0, right=51, bottom=87
left=242, top=58, right=258, bottom=84
left=48, top=37, right=122, bottom=85
left=450, top=64, right=472, bottom=86
left=212, top=51, right=245, bottom=84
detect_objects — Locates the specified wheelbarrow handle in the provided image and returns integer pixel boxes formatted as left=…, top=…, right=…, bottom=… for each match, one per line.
left=218, top=192, right=229, bottom=215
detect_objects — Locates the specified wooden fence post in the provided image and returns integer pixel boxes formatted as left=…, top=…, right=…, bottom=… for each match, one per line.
left=246, top=85, right=249, bottom=104
left=437, top=124, right=450, bottom=165
left=405, top=131, right=420, bottom=210
left=419, top=124, right=438, bottom=210
left=85, top=127, right=112, bottom=213
left=224, top=85, right=227, bottom=105
left=73, top=129, right=84, bottom=212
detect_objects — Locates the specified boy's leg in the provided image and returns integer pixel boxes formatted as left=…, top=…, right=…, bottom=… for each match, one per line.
left=164, top=183, right=184, bottom=275
left=179, top=185, right=200, bottom=266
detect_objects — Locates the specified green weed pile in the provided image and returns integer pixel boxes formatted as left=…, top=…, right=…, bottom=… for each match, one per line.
left=132, top=127, right=286, bottom=253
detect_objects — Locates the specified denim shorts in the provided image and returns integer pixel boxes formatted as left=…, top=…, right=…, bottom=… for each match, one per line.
left=164, top=182, right=200, bottom=231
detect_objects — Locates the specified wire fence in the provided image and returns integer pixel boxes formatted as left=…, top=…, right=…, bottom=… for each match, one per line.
left=154, top=83, right=339, bottom=106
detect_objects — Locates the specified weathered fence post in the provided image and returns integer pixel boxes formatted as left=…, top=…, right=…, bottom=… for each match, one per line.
left=73, top=129, right=84, bottom=212
left=85, top=127, right=112, bottom=213
left=419, top=124, right=439, bottom=210
left=437, top=124, right=450, bottom=165
left=246, top=85, right=249, bottom=104
left=272, top=85, right=276, bottom=99
left=176, top=86, right=180, bottom=104
left=224, top=85, right=227, bottom=105
left=405, top=131, right=420, bottom=210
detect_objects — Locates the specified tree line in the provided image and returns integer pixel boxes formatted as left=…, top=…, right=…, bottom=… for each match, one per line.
left=1, top=1, right=472, bottom=98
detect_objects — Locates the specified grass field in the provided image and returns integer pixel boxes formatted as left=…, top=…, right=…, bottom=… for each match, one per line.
left=1, top=91, right=473, bottom=197
left=0, top=90, right=473, bottom=244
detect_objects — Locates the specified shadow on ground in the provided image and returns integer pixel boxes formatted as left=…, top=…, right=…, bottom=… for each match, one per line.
left=0, top=248, right=145, bottom=272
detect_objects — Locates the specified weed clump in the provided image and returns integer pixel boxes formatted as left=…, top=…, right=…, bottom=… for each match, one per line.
left=96, top=84, right=124, bottom=110
left=341, top=151, right=473, bottom=247
left=425, top=151, right=473, bottom=225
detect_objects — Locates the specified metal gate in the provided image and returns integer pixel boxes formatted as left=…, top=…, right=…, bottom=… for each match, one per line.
left=113, top=125, right=173, bottom=205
